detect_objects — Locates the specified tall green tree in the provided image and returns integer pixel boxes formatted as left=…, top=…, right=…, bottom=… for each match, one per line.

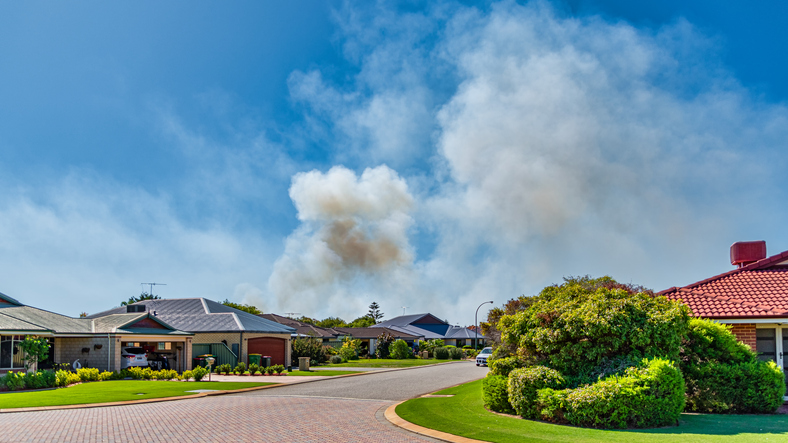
left=368, top=301, right=383, bottom=323
left=222, top=300, right=262, bottom=315
left=121, top=292, right=161, bottom=306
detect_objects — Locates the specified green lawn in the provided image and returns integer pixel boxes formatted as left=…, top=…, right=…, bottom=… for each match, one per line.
left=0, top=381, right=274, bottom=409
left=396, top=379, right=788, bottom=443
left=325, top=358, right=453, bottom=368
left=287, top=370, right=362, bottom=376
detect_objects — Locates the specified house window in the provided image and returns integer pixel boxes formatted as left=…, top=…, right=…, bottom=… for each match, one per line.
left=0, top=335, right=25, bottom=369
left=157, top=342, right=171, bottom=350
left=756, top=328, right=777, bottom=363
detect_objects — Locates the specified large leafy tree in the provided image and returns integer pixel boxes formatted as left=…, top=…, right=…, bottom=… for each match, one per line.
left=316, top=317, right=348, bottom=328
left=222, top=300, right=262, bottom=315
left=348, top=315, right=375, bottom=328
left=121, top=292, right=161, bottom=306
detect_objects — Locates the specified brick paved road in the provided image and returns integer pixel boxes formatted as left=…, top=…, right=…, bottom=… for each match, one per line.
left=0, top=361, right=487, bottom=442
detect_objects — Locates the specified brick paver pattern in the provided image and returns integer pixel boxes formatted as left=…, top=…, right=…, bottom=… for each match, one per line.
left=0, top=396, right=428, bottom=443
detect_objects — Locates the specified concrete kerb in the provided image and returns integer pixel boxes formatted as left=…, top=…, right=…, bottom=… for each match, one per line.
left=384, top=402, right=486, bottom=443
left=0, top=360, right=466, bottom=414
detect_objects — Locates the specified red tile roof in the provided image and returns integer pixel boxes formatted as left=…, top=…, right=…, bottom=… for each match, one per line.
left=659, top=250, right=788, bottom=319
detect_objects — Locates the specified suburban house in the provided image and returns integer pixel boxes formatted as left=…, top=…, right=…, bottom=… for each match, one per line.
left=260, top=313, right=421, bottom=356
left=660, top=240, right=788, bottom=394
left=0, top=292, right=193, bottom=373
left=373, top=313, right=489, bottom=348
left=88, top=299, right=295, bottom=369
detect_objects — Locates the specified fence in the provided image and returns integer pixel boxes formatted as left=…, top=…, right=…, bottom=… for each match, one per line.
left=192, top=342, right=238, bottom=368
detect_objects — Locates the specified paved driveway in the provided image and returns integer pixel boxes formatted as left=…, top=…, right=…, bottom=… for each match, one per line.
left=0, top=361, right=487, bottom=442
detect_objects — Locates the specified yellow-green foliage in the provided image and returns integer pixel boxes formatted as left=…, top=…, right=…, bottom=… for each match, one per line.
left=77, top=367, right=100, bottom=382
left=98, top=371, right=113, bottom=381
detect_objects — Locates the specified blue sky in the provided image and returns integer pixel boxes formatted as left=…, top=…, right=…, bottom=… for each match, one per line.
left=1, top=0, right=787, bottom=323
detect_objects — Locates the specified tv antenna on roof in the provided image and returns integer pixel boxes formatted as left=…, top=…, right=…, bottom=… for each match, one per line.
left=285, top=312, right=300, bottom=318
left=401, top=306, right=408, bottom=315
left=141, top=282, right=167, bottom=296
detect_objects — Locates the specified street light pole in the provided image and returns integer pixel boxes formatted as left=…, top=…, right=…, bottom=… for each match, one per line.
left=475, top=300, right=494, bottom=352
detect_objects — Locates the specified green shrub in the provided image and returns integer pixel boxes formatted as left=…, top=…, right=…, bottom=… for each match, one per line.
left=339, top=346, right=357, bottom=362
left=682, top=318, right=754, bottom=366
left=291, top=337, right=330, bottom=364
left=4, top=371, right=26, bottom=391
left=390, top=340, right=412, bottom=359
left=24, top=370, right=56, bottom=389
left=444, top=345, right=456, bottom=349
left=434, top=347, right=450, bottom=360
left=158, top=369, right=177, bottom=381
left=482, top=374, right=515, bottom=414
left=181, top=370, right=193, bottom=381
left=272, top=364, right=285, bottom=374
left=192, top=366, right=208, bottom=381
left=419, top=339, right=445, bottom=356
left=562, top=358, right=685, bottom=429
left=98, top=371, right=113, bottom=381
left=448, top=347, right=465, bottom=360
left=127, top=367, right=144, bottom=379
left=248, top=363, right=259, bottom=374
left=77, top=367, right=100, bottom=382
left=329, top=355, right=343, bottom=364
left=535, top=388, right=568, bottom=423
left=684, top=360, right=785, bottom=413
left=141, top=367, right=154, bottom=380
left=489, top=356, right=524, bottom=377
left=508, top=366, right=565, bottom=419
left=55, top=369, right=72, bottom=387
left=234, top=362, right=247, bottom=374
left=499, top=276, right=690, bottom=377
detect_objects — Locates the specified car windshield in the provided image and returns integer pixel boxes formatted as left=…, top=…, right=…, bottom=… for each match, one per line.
left=123, top=347, right=145, bottom=355
left=480, top=349, right=492, bottom=354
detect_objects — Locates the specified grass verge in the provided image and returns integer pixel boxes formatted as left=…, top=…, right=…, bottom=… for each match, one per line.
left=324, top=358, right=453, bottom=368
left=0, top=381, right=273, bottom=409
left=396, top=379, right=788, bottom=443
left=287, top=370, right=362, bottom=376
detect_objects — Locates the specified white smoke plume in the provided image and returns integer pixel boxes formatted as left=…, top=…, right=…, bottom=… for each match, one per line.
left=284, top=1, right=788, bottom=323
left=267, top=165, right=415, bottom=318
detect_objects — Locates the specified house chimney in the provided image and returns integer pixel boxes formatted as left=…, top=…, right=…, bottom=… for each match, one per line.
left=730, top=241, right=767, bottom=268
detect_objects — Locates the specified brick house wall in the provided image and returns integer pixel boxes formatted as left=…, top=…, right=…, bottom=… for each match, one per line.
left=729, top=323, right=757, bottom=350
left=191, top=332, right=291, bottom=369
left=56, top=336, right=115, bottom=372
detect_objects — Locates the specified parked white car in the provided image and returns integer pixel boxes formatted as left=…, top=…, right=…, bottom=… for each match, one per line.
left=121, top=346, right=148, bottom=369
left=475, top=347, right=492, bottom=366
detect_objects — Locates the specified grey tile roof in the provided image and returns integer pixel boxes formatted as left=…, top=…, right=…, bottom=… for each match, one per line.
left=0, top=306, right=92, bottom=334
left=445, top=326, right=487, bottom=339
left=0, top=311, right=51, bottom=332
left=87, top=298, right=294, bottom=334
left=374, top=313, right=433, bottom=328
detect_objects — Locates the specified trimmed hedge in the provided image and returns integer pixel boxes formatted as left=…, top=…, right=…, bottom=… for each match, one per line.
left=539, top=358, right=685, bottom=429
left=684, top=360, right=785, bottom=413
left=488, top=356, right=524, bottom=377
left=482, top=374, right=514, bottom=414
left=508, top=366, right=565, bottom=419
left=434, top=347, right=450, bottom=360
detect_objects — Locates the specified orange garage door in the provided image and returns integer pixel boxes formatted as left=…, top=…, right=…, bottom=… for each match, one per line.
left=247, top=337, right=287, bottom=366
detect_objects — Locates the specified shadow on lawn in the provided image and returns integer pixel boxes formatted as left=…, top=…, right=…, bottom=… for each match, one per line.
left=626, top=413, right=788, bottom=436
